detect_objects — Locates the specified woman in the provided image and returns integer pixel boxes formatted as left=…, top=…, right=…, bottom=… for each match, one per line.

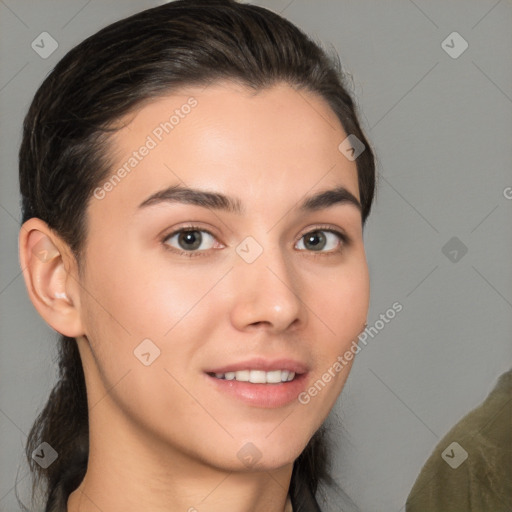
left=18, top=1, right=376, bottom=511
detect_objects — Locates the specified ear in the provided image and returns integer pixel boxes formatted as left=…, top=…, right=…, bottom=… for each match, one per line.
left=19, top=218, right=85, bottom=338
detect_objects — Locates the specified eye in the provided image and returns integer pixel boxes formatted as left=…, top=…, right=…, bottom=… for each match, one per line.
left=295, top=228, right=347, bottom=253
left=161, top=225, right=348, bottom=257
left=163, top=227, right=219, bottom=255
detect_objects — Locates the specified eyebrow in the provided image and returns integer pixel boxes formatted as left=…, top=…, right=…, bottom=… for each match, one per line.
left=138, top=184, right=362, bottom=214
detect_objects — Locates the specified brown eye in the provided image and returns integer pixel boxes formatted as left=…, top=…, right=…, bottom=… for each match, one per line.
left=295, top=229, right=346, bottom=253
left=164, top=229, right=216, bottom=252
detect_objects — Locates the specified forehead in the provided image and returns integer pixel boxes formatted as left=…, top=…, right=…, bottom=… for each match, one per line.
left=93, top=81, right=359, bottom=217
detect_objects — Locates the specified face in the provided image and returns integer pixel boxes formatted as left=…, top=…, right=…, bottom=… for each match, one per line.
left=77, top=81, right=369, bottom=471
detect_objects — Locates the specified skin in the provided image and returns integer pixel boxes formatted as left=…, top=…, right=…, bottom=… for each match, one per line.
left=19, top=81, right=370, bottom=512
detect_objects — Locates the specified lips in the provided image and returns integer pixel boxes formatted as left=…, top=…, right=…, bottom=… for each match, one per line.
left=205, top=371, right=309, bottom=408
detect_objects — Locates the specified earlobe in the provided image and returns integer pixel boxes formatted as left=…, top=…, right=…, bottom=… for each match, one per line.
left=19, top=218, right=84, bottom=338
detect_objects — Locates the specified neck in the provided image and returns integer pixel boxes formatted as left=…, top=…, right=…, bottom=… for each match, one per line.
left=66, top=397, right=294, bottom=512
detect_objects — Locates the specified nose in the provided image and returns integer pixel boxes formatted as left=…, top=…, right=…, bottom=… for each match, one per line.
left=229, top=242, right=306, bottom=333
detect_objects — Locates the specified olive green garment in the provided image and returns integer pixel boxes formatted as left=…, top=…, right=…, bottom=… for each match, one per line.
left=406, top=368, right=512, bottom=512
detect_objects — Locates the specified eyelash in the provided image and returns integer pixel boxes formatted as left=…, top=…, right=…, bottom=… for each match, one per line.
left=161, top=224, right=349, bottom=259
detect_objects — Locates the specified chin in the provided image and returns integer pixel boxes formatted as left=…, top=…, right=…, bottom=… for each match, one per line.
left=233, top=436, right=309, bottom=471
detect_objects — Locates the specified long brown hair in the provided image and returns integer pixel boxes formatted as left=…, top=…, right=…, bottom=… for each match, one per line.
left=18, top=1, right=375, bottom=510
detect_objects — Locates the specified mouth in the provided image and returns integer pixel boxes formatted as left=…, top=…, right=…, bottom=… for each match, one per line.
left=206, top=369, right=299, bottom=384
left=204, top=370, right=309, bottom=408
left=203, top=357, right=309, bottom=407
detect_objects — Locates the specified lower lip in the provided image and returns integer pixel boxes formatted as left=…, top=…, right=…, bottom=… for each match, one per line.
left=205, top=372, right=309, bottom=408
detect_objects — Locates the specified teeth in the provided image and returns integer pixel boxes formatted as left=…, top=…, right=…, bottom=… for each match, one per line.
left=212, top=369, right=296, bottom=383
left=235, top=370, right=250, bottom=381
left=266, top=370, right=283, bottom=383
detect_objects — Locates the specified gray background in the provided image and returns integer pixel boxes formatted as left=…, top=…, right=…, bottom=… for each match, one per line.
left=1, top=1, right=511, bottom=511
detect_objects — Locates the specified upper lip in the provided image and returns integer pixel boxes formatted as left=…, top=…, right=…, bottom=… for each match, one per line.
left=206, top=357, right=309, bottom=375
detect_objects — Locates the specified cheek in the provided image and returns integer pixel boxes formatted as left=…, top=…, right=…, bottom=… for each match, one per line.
left=293, top=261, right=369, bottom=435
left=78, top=251, right=213, bottom=428
left=308, top=255, right=369, bottom=372
left=315, top=258, right=369, bottom=329
left=79, top=245, right=231, bottom=413
left=83, top=244, right=219, bottom=343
